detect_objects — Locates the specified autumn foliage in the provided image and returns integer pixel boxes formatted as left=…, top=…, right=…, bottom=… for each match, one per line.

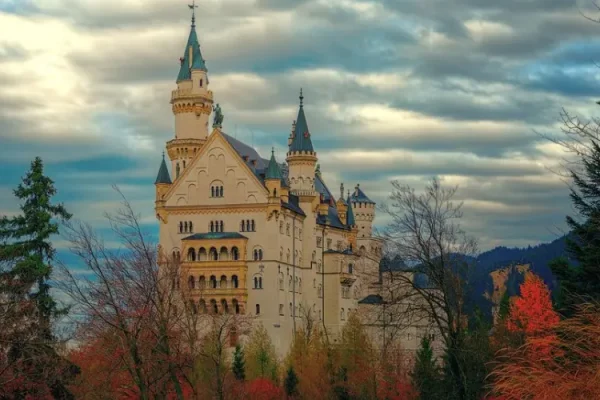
left=506, top=273, right=560, bottom=336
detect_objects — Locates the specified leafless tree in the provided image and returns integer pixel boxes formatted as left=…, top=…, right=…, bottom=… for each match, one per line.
left=378, top=177, right=478, bottom=398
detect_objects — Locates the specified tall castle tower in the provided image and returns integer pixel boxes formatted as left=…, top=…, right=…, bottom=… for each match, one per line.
left=350, top=184, right=376, bottom=238
left=168, top=6, right=213, bottom=180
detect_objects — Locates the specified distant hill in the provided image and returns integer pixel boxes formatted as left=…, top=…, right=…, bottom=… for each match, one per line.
left=466, top=234, right=574, bottom=321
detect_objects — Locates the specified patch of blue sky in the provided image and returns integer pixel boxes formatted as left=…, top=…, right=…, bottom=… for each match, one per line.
left=0, top=0, right=37, bottom=14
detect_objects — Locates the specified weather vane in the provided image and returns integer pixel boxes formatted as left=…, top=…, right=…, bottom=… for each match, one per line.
left=188, top=0, right=198, bottom=26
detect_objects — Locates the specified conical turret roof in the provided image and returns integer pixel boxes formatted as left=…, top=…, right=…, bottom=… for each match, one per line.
left=155, top=153, right=172, bottom=184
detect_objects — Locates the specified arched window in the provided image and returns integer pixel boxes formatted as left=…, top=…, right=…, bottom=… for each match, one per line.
left=317, top=261, right=321, bottom=272
left=312, top=251, right=316, bottom=262
left=184, top=221, right=188, bottom=233
left=199, top=276, right=206, bottom=289
left=189, top=221, right=193, bottom=233
left=232, top=299, right=240, bottom=314
left=251, top=220, right=255, bottom=231
left=221, top=299, right=229, bottom=314
left=211, top=186, right=215, bottom=197
left=288, top=276, right=292, bottom=290
left=348, top=263, right=353, bottom=274
left=254, top=277, right=258, bottom=289
left=210, top=221, right=214, bottom=232
left=289, top=302, right=292, bottom=315
left=188, top=275, right=195, bottom=289
left=298, top=278, right=302, bottom=292
left=341, top=308, right=345, bottom=320
left=209, top=247, right=218, bottom=261
left=280, top=248, right=283, bottom=261
left=211, top=299, right=218, bottom=314
left=219, top=186, right=224, bottom=197
left=176, top=163, right=180, bottom=179
left=255, top=304, right=260, bottom=315
left=187, top=248, right=196, bottom=262
left=210, top=275, right=217, bottom=289
left=232, top=247, right=239, bottom=261
left=232, top=275, right=239, bottom=288
left=190, top=300, right=197, bottom=314
left=273, top=188, right=277, bottom=197
left=220, top=275, right=227, bottom=289
left=240, top=221, right=245, bottom=232
left=318, top=284, right=322, bottom=298
left=286, top=251, right=290, bottom=264
left=179, top=221, right=183, bottom=233
left=183, top=160, right=186, bottom=169
left=258, top=249, right=263, bottom=260
left=219, top=221, right=224, bottom=232
left=258, top=277, right=263, bottom=289
left=200, top=78, right=203, bottom=87
left=280, top=221, right=284, bottom=234
left=199, top=299, right=207, bottom=313
left=286, top=224, right=290, bottom=236
left=253, top=250, right=257, bottom=261
left=279, top=274, right=284, bottom=290
left=246, top=220, right=250, bottom=232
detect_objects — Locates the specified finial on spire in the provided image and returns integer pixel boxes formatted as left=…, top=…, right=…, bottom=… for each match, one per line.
left=188, top=0, right=198, bottom=27
left=340, top=183, right=344, bottom=200
left=162, top=151, right=165, bottom=159
left=271, top=147, right=275, bottom=156
left=299, top=88, right=304, bottom=107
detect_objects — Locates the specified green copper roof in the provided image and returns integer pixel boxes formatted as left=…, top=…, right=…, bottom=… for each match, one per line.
left=289, top=89, right=314, bottom=153
left=155, top=153, right=172, bottom=184
left=265, top=149, right=283, bottom=180
left=346, top=193, right=356, bottom=227
left=182, top=232, right=247, bottom=240
left=176, top=18, right=207, bottom=82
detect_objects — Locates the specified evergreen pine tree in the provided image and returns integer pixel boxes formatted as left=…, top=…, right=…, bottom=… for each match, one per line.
left=411, top=336, right=440, bottom=400
left=0, top=157, right=74, bottom=398
left=552, top=139, right=600, bottom=311
left=232, top=344, right=246, bottom=381
left=498, top=290, right=511, bottom=322
left=284, top=366, right=299, bottom=398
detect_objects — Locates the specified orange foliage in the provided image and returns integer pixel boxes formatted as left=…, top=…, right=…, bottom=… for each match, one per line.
left=492, top=303, right=600, bottom=400
left=507, top=273, right=559, bottom=336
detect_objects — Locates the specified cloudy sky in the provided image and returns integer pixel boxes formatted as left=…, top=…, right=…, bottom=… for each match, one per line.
left=1, top=0, right=598, bottom=252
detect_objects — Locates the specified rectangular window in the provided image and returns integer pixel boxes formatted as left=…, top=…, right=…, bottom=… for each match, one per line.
left=317, top=237, right=322, bottom=248
left=327, top=239, right=332, bottom=250
left=279, top=304, right=284, bottom=316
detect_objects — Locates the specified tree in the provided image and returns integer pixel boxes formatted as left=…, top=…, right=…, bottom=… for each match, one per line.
left=380, top=177, right=480, bottom=399
left=507, top=273, right=560, bottom=337
left=0, top=157, right=75, bottom=398
left=284, top=366, right=298, bottom=398
left=337, top=311, right=377, bottom=398
left=244, top=323, right=278, bottom=381
left=232, top=344, right=246, bottom=381
left=497, top=291, right=511, bottom=322
left=59, top=188, right=194, bottom=400
left=411, top=337, right=440, bottom=400
left=541, top=105, right=600, bottom=312
left=491, top=302, right=600, bottom=399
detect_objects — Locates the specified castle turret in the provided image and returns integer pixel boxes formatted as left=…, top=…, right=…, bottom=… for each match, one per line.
left=167, top=8, right=213, bottom=180
left=154, top=153, right=172, bottom=221
left=336, top=183, right=348, bottom=226
left=350, top=184, right=376, bottom=238
left=265, top=148, right=283, bottom=215
left=286, top=89, right=318, bottom=201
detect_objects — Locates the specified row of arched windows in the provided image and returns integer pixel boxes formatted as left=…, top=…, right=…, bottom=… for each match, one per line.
left=210, top=220, right=224, bottom=233
left=240, top=219, right=256, bottom=232
left=190, top=298, right=241, bottom=315
left=188, top=274, right=239, bottom=290
left=211, top=185, right=224, bottom=198
left=179, top=221, right=193, bottom=234
left=187, top=246, right=239, bottom=262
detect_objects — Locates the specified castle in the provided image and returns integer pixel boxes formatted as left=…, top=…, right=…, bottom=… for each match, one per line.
left=154, top=8, right=432, bottom=357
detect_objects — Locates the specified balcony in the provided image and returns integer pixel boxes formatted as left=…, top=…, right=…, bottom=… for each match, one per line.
left=340, top=272, right=357, bottom=286
left=171, top=88, right=214, bottom=101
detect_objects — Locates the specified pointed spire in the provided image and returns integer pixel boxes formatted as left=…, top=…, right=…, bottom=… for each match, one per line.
left=346, top=190, right=356, bottom=227
left=155, top=152, right=172, bottom=184
left=266, top=147, right=283, bottom=180
left=177, top=2, right=207, bottom=82
left=289, top=89, right=314, bottom=152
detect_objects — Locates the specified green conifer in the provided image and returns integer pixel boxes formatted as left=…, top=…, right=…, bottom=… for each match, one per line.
left=232, top=344, right=246, bottom=381
left=284, top=366, right=299, bottom=398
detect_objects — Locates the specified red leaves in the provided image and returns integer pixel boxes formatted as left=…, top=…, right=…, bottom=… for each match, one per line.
left=243, top=378, right=283, bottom=400
left=507, top=273, right=559, bottom=336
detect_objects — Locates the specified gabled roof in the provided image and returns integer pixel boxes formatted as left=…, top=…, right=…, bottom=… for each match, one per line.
left=265, top=149, right=283, bottom=180
left=177, top=18, right=207, bottom=82
left=350, top=184, right=375, bottom=204
left=182, top=232, right=247, bottom=240
left=282, top=194, right=305, bottom=216
left=289, top=90, right=314, bottom=153
left=155, top=154, right=172, bottom=184
left=222, top=133, right=267, bottom=171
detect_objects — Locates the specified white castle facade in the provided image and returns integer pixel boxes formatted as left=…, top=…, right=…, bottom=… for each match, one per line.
left=154, top=10, right=438, bottom=357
